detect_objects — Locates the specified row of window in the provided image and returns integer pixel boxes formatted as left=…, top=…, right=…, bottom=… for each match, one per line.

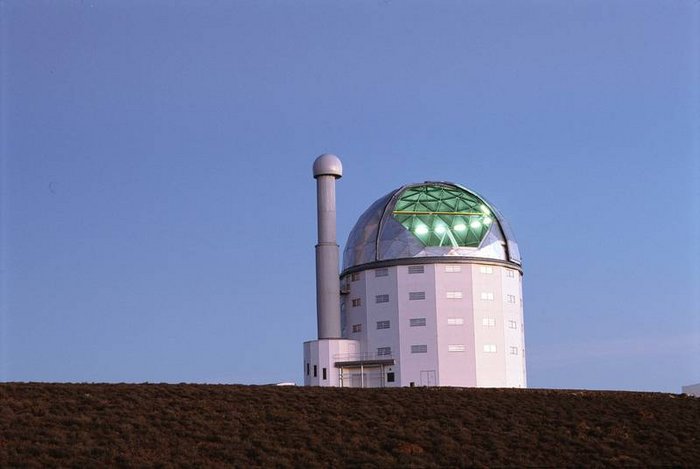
left=478, top=266, right=515, bottom=277
left=306, top=363, right=328, bottom=379
left=350, top=292, right=519, bottom=306
left=349, top=265, right=517, bottom=280
left=374, top=345, right=520, bottom=355
left=351, top=318, right=518, bottom=332
left=482, top=318, right=518, bottom=329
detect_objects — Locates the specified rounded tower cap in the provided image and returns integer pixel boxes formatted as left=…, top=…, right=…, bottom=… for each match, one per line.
left=313, top=153, right=343, bottom=179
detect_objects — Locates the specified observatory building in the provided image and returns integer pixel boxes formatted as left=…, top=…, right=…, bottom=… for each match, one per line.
left=304, top=154, right=526, bottom=388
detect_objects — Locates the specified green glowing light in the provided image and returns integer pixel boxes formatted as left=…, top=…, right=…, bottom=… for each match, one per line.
left=415, top=224, right=429, bottom=235
left=392, top=184, right=494, bottom=248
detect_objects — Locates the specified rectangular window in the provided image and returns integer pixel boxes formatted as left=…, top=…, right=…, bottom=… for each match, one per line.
left=410, top=318, right=426, bottom=327
left=483, top=344, right=497, bottom=353
left=506, top=269, right=515, bottom=278
left=409, top=291, right=426, bottom=301
left=447, top=318, right=464, bottom=325
left=480, top=292, right=494, bottom=301
left=508, top=320, right=517, bottom=329
left=448, top=344, right=466, bottom=352
left=482, top=317, right=496, bottom=327
left=411, top=345, right=428, bottom=354
left=351, top=272, right=360, bottom=282
left=306, top=363, right=310, bottom=376
left=322, top=367, right=327, bottom=380
left=445, top=265, right=461, bottom=273
left=351, top=298, right=361, bottom=307
left=313, top=365, right=317, bottom=377
left=506, top=294, right=516, bottom=304
left=352, top=323, right=362, bottom=333
left=375, top=294, right=389, bottom=304
left=387, top=372, right=395, bottom=383
left=376, top=320, right=390, bottom=329
left=408, top=265, right=424, bottom=274
left=375, top=268, right=389, bottom=277
left=479, top=265, right=493, bottom=274
left=446, top=291, right=463, bottom=299
left=377, top=347, right=392, bottom=356
left=510, top=346, right=519, bottom=355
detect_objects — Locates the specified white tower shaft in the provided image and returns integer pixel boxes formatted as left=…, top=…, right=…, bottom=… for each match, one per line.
left=313, top=154, right=343, bottom=339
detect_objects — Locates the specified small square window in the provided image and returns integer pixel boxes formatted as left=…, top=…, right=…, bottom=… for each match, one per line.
left=375, top=268, right=389, bottom=277
left=376, top=320, right=390, bottom=329
left=506, top=294, right=516, bottom=304
left=411, top=345, right=428, bottom=354
left=508, top=320, right=517, bottom=329
left=445, top=265, right=461, bottom=273
left=408, top=265, right=424, bottom=274
left=387, top=372, right=395, bottom=383
left=506, top=269, right=515, bottom=278
left=352, top=324, right=362, bottom=333
left=480, top=292, right=494, bottom=301
left=483, top=344, right=497, bottom=353
left=410, top=318, right=426, bottom=327
left=351, top=298, right=361, bottom=307
left=447, top=318, right=464, bottom=325
left=482, top=318, right=496, bottom=327
left=375, top=294, right=389, bottom=304
left=479, top=265, right=493, bottom=274
left=377, top=347, right=392, bottom=356
left=448, top=344, right=465, bottom=352
left=446, top=291, right=463, bottom=299
left=509, top=346, right=518, bottom=355
left=351, top=272, right=360, bottom=282
left=409, top=291, right=426, bottom=301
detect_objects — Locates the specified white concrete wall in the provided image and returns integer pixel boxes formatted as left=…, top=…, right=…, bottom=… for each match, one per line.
left=344, top=271, right=368, bottom=350
left=397, top=264, right=438, bottom=387
left=338, top=260, right=526, bottom=389
left=471, top=264, right=506, bottom=387
left=502, top=267, right=526, bottom=387
left=366, top=266, right=399, bottom=364
left=435, top=264, right=477, bottom=387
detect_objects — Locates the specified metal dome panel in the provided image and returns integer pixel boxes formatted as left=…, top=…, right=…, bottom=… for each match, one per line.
left=342, top=182, right=521, bottom=272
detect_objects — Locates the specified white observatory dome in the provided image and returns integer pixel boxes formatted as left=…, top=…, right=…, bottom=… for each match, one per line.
left=342, top=182, right=521, bottom=273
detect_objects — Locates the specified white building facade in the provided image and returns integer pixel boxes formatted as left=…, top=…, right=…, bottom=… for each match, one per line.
left=304, top=181, right=526, bottom=388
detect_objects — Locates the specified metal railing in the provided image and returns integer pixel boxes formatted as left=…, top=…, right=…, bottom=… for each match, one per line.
left=333, top=352, right=393, bottom=362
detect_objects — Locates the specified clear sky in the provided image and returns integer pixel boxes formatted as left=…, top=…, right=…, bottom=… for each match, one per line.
left=1, top=0, right=698, bottom=392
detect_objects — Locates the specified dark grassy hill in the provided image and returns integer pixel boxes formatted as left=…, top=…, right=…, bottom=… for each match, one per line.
left=1, top=383, right=698, bottom=467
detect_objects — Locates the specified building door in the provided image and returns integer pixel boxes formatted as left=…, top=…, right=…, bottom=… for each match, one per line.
left=420, top=370, right=437, bottom=386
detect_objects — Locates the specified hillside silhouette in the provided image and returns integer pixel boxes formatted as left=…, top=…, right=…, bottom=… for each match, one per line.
left=1, top=383, right=698, bottom=467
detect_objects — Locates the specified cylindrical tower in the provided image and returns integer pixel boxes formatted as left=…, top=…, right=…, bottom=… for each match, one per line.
left=312, top=154, right=343, bottom=339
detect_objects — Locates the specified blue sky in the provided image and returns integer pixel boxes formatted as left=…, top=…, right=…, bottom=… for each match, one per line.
left=1, top=0, right=698, bottom=392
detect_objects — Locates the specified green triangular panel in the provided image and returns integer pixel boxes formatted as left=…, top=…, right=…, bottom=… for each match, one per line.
left=391, top=184, right=494, bottom=248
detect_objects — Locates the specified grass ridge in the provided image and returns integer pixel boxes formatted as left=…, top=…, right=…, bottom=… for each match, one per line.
left=1, top=383, right=698, bottom=467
